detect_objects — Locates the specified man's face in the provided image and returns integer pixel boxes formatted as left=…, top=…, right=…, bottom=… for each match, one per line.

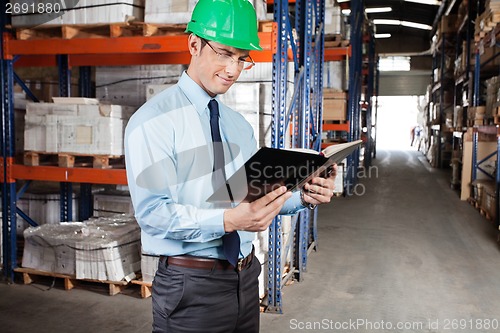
left=187, top=35, right=250, bottom=97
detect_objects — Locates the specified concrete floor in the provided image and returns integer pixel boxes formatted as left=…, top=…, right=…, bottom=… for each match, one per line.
left=2, top=149, right=500, bottom=333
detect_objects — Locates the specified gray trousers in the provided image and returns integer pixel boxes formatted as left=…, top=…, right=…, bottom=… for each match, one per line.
left=152, top=256, right=261, bottom=333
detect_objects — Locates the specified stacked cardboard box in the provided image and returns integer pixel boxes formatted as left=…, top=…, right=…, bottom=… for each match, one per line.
left=323, top=89, right=347, bottom=121
left=439, top=15, right=457, bottom=34
left=485, top=76, right=500, bottom=119
left=11, top=0, right=145, bottom=27
left=22, top=214, right=141, bottom=281
left=24, top=98, right=135, bottom=156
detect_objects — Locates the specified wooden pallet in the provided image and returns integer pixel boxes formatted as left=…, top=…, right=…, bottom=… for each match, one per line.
left=14, top=22, right=189, bottom=40
left=131, top=279, right=152, bottom=299
left=467, top=197, right=480, bottom=209
left=24, top=151, right=124, bottom=169
left=14, top=267, right=130, bottom=296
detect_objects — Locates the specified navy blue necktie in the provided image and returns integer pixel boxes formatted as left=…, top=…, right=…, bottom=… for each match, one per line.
left=208, top=99, right=240, bottom=267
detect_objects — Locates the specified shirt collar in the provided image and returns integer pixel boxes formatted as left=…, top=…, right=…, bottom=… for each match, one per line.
left=178, top=71, right=218, bottom=116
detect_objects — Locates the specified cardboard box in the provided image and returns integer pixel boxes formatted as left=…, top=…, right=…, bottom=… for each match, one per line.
left=323, top=89, right=347, bottom=99
left=461, top=141, right=498, bottom=200
left=440, top=15, right=457, bottom=33
left=323, top=99, right=347, bottom=121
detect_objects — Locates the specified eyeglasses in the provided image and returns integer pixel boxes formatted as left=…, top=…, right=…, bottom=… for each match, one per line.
left=202, top=39, right=255, bottom=71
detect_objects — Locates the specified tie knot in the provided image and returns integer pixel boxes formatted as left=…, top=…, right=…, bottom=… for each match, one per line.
left=208, top=99, right=219, bottom=118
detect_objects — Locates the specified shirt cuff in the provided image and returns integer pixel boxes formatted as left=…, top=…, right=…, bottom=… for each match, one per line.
left=197, top=208, right=227, bottom=241
left=279, top=190, right=307, bottom=215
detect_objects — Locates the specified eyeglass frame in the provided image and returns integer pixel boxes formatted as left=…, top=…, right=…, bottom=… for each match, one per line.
left=200, top=38, right=256, bottom=71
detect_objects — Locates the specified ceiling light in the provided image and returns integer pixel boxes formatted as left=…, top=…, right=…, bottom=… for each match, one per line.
left=404, top=0, right=441, bottom=5
left=401, top=21, right=432, bottom=30
left=374, top=33, right=391, bottom=39
left=373, top=19, right=400, bottom=26
left=341, top=7, right=392, bottom=15
left=373, top=19, right=432, bottom=30
left=366, top=7, right=392, bottom=14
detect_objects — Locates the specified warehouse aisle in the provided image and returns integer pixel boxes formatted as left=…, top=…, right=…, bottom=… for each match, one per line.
left=1, top=149, right=500, bottom=333
left=260, top=149, right=500, bottom=332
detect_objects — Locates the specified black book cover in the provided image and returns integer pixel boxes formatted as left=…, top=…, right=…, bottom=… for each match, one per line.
left=208, top=140, right=362, bottom=203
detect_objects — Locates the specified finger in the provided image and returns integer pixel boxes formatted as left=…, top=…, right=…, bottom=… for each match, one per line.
left=254, top=190, right=292, bottom=224
left=304, top=190, right=332, bottom=205
left=254, top=186, right=288, bottom=207
left=329, top=164, right=338, bottom=178
left=306, top=177, right=335, bottom=192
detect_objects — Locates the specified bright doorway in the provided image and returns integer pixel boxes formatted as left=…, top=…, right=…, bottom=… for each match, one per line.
left=376, top=96, right=423, bottom=150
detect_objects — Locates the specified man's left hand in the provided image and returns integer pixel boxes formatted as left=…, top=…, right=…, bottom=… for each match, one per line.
left=302, top=164, right=338, bottom=206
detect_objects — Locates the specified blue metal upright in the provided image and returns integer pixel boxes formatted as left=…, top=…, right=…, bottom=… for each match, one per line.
left=78, top=66, right=93, bottom=221
left=267, top=0, right=325, bottom=313
left=267, top=0, right=289, bottom=314
left=364, top=28, right=376, bottom=168
left=1, top=23, right=18, bottom=280
left=346, top=0, right=364, bottom=193
left=294, top=0, right=313, bottom=282
left=57, top=55, right=74, bottom=222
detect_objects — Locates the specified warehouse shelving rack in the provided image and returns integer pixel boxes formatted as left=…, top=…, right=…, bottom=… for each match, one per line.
left=344, top=0, right=364, bottom=192
left=362, top=23, right=377, bottom=169
left=1, top=1, right=357, bottom=313
left=429, top=29, right=456, bottom=169
left=454, top=0, right=500, bottom=227
left=470, top=42, right=500, bottom=228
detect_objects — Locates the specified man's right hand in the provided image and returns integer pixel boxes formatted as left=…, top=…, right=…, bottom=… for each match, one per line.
left=223, top=186, right=292, bottom=233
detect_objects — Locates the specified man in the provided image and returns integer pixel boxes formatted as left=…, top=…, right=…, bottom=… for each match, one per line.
left=124, top=1, right=336, bottom=332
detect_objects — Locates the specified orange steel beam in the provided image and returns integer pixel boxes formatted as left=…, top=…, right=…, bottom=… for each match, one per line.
left=0, top=157, right=15, bottom=183
left=324, top=46, right=351, bottom=61
left=11, top=164, right=127, bottom=185
left=5, top=32, right=273, bottom=57
left=13, top=51, right=278, bottom=67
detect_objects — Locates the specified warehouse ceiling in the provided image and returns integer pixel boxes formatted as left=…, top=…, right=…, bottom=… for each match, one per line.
left=338, top=0, right=443, bottom=95
left=339, top=0, right=442, bottom=54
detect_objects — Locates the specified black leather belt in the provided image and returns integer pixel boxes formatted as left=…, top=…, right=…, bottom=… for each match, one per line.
left=160, top=247, right=254, bottom=272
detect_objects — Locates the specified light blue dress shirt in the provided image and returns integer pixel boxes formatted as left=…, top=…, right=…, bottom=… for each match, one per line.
left=125, top=72, right=305, bottom=259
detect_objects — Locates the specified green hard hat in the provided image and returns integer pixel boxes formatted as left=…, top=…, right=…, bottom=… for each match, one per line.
left=186, top=0, right=262, bottom=51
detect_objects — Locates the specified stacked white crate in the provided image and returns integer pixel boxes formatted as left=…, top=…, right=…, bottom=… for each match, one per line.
left=22, top=214, right=141, bottom=281
left=141, top=253, right=160, bottom=283
left=75, top=216, right=141, bottom=281
left=24, top=98, right=135, bottom=156
left=144, top=0, right=267, bottom=24
left=93, top=192, right=134, bottom=217
left=16, top=193, right=79, bottom=235
left=96, top=65, right=184, bottom=108
left=11, top=0, right=145, bottom=27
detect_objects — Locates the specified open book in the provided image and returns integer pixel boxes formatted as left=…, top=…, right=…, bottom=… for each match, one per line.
left=208, top=140, right=362, bottom=203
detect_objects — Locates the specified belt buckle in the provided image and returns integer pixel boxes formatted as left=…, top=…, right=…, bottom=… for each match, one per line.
left=236, top=259, right=244, bottom=272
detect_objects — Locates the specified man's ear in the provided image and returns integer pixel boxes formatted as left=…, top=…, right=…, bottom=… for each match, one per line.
left=188, top=34, right=201, bottom=56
